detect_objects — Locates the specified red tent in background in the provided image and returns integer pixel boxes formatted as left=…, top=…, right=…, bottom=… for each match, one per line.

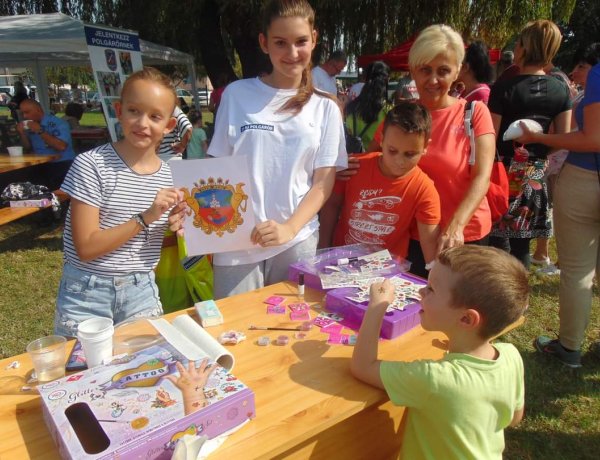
left=357, top=38, right=500, bottom=71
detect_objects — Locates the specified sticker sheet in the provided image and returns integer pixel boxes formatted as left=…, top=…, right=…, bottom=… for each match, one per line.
left=318, top=251, right=399, bottom=289
left=345, top=276, right=422, bottom=312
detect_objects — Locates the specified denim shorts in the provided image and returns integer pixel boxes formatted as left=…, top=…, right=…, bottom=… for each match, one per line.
left=54, top=262, right=163, bottom=337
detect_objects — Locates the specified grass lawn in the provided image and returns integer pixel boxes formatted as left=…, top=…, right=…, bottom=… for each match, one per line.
left=0, top=216, right=598, bottom=458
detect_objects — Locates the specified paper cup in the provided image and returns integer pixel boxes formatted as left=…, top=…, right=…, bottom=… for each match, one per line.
left=7, top=146, right=23, bottom=157
left=77, top=317, right=114, bottom=368
left=26, top=335, right=67, bottom=383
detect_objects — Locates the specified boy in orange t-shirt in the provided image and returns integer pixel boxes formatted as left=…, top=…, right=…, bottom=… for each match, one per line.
left=320, top=102, right=441, bottom=265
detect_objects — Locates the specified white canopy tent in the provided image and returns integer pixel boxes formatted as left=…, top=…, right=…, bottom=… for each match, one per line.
left=0, top=12, right=199, bottom=112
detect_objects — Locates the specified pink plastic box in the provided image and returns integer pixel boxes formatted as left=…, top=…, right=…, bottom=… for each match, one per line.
left=288, top=244, right=404, bottom=291
left=325, top=272, right=426, bottom=340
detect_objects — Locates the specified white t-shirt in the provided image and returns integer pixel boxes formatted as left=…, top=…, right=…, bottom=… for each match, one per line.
left=312, top=66, right=337, bottom=95
left=61, top=143, right=173, bottom=275
left=208, top=77, right=348, bottom=265
left=158, top=106, right=193, bottom=162
left=348, top=82, right=365, bottom=100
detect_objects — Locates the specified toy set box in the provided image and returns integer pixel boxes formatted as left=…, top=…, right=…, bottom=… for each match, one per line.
left=288, top=244, right=409, bottom=291
left=325, top=272, right=426, bottom=340
left=10, top=198, right=51, bottom=207
left=38, top=332, right=255, bottom=459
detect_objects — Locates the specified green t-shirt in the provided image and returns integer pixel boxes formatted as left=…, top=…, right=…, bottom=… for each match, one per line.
left=380, top=342, right=524, bottom=460
left=186, top=127, right=208, bottom=159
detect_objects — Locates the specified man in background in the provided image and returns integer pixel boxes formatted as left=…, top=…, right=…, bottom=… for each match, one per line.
left=312, top=50, right=347, bottom=95
left=16, top=99, right=75, bottom=190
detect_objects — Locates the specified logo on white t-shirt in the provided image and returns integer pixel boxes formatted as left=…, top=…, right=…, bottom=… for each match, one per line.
left=240, top=123, right=274, bottom=133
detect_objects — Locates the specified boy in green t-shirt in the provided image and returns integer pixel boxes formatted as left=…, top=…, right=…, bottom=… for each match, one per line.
left=352, top=245, right=528, bottom=460
left=185, top=112, right=208, bottom=159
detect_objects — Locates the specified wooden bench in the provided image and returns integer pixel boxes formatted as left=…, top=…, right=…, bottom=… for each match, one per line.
left=0, top=190, right=69, bottom=226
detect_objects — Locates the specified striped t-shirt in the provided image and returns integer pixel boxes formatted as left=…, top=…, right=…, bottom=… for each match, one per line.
left=157, top=106, right=193, bottom=162
left=61, top=143, right=173, bottom=275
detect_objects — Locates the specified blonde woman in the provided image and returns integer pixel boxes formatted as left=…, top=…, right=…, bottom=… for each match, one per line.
left=405, top=25, right=496, bottom=276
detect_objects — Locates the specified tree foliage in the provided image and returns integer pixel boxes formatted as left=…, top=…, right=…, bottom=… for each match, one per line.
left=0, top=0, right=578, bottom=82
left=554, top=0, right=600, bottom=71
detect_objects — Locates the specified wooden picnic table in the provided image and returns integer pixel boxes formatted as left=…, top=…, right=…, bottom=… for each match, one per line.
left=0, top=153, right=60, bottom=174
left=0, top=281, right=523, bottom=459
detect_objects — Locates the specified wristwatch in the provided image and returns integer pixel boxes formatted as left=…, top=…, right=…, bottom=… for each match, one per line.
left=132, top=213, right=150, bottom=241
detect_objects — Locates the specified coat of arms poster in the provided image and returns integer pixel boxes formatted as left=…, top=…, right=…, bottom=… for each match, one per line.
left=170, top=157, right=256, bottom=256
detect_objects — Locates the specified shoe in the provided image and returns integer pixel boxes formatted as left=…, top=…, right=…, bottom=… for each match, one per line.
left=536, top=264, right=560, bottom=276
left=530, top=255, right=551, bottom=265
left=534, top=336, right=582, bottom=368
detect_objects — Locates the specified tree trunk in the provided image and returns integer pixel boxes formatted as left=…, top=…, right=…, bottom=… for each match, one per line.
left=197, top=0, right=237, bottom=85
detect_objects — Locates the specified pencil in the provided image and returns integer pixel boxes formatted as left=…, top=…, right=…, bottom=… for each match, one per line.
left=249, top=325, right=301, bottom=331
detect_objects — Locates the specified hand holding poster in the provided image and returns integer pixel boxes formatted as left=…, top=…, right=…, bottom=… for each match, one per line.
left=170, top=157, right=256, bottom=256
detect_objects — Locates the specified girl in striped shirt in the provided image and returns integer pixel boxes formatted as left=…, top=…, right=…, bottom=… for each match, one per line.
left=54, top=67, right=182, bottom=337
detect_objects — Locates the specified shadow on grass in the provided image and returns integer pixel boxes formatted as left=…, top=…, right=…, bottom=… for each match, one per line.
left=521, top=349, right=600, bottom=417
left=0, top=213, right=63, bottom=253
left=528, top=272, right=561, bottom=298
left=505, top=429, right=600, bottom=460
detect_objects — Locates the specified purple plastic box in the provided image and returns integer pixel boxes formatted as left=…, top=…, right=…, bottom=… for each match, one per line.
left=38, top=344, right=255, bottom=459
left=325, top=272, right=427, bottom=340
left=289, top=244, right=400, bottom=291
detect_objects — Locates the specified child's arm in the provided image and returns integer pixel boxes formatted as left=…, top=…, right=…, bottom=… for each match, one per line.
left=171, top=128, right=192, bottom=154
left=351, top=280, right=395, bottom=389
left=251, top=166, right=336, bottom=247
left=509, top=407, right=524, bottom=427
left=71, top=188, right=182, bottom=262
left=317, top=191, right=343, bottom=249
left=417, top=222, right=440, bottom=266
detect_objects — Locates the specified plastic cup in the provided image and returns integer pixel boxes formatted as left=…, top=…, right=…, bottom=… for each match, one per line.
left=77, top=317, right=114, bottom=368
left=26, top=335, right=67, bottom=383
left=7, top=146, right=23, bottom=157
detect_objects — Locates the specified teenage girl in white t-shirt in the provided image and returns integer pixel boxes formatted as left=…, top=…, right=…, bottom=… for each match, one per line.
left=170, top=0, right=347, bottom=299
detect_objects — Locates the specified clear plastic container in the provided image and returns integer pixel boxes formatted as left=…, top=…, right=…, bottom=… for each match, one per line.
left=112, top=318, right=165, bottom=356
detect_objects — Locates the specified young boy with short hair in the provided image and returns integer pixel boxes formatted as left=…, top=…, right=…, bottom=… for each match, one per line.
left=319, top=101, right=440, bottom=266
left=352, top=245, right=528, bottom=460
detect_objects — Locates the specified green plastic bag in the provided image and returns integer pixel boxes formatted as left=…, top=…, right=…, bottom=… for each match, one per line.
left=155, top=231, right=214, bottom=313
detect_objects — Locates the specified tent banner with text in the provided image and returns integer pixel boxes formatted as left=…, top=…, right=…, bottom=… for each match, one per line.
left=84, top=25, right=142, bottom=142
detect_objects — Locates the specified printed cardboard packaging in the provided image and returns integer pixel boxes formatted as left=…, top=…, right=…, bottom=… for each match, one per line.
left=9, top=198, right=51, bottom=207
left=38, top=343, right=255, bottom=459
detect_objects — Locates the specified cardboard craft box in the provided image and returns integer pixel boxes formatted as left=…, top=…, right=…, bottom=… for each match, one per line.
left=9, top=198, right=51, bottom=207
left=325, top=272, right=426, bottom=340
left=38, top=343, right=255, bottom=460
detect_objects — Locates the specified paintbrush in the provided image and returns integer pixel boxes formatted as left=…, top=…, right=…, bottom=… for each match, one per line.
left=249, top=324, right=312, bottom=332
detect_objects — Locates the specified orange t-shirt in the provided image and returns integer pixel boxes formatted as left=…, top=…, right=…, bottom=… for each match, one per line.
left=376, top=100, right=494, bottom=241
left=332, top=152, right=440, bottom=258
